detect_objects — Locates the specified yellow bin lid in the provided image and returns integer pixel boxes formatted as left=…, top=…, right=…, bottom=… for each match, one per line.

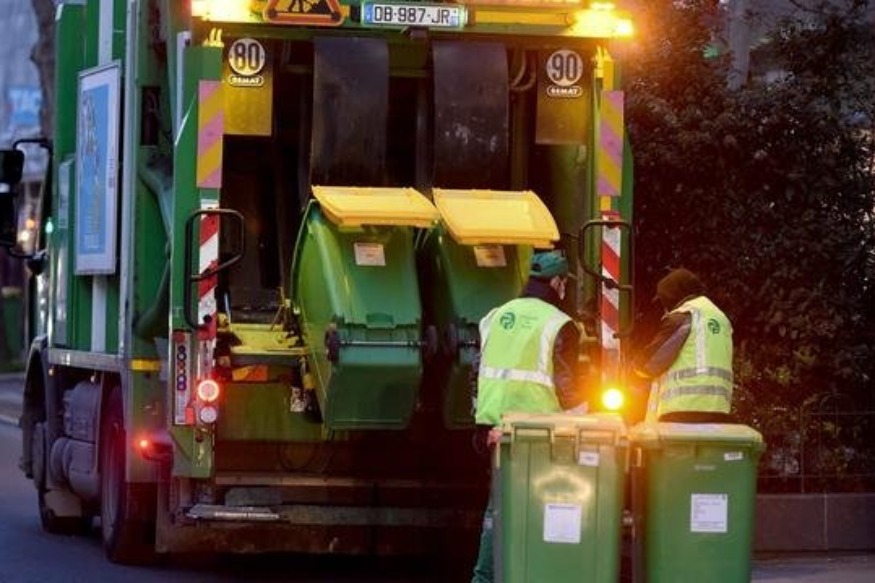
left=312, top=185, right=440, bottom=228
left=432, top=188, right=560, bottom=246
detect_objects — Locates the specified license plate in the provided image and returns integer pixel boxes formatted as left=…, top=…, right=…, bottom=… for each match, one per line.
left=362, top=2, right=467, bottom=29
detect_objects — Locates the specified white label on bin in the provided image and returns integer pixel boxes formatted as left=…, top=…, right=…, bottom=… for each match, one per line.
left=725, top=451, right=744, bottom=461
left=543, top=503, right=582, bottom=544
left=690, top=493, right=728, bottom=533
left=353, top=242, right=386, bottom=266
left=578, top=451, right=600, bottom=467
left=473, top=245, right=507, bottom=267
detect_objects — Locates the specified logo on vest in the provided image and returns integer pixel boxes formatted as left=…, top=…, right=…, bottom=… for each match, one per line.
left=499, top=312, right=516, bottom=330
left=707, top=318, right=721, bottom=334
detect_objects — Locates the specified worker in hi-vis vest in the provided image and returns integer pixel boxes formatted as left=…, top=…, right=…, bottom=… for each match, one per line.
left=634, top=267, right=734, bottom=423
left=470, top=250, right=587, bottom=583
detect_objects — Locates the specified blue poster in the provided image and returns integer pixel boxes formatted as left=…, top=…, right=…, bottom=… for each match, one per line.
left=75, top=63, right=120, bottom=274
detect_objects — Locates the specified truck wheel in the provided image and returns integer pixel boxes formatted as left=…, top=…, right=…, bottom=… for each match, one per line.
left=99, top=387, right=157, bottom=565
left=32, top=421, right=92, bottom=535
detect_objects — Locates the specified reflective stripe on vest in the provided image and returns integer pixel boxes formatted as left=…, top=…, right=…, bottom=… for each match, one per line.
left=666, top=366, right=733, bottom=383
left=660, top=384, right=732, bottom=402
left=656, top=296, right=733, bottom=418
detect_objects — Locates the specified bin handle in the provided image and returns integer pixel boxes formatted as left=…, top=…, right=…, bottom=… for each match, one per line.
left=508, top=425, right=621, bottom=463
left=509, top=425, right=554, bottom=463
left=576, top=429, right=621, bottom=446
left=573, top=429, right=623, bottom=467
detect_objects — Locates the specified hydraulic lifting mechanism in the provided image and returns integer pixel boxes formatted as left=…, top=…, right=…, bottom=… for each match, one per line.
left=0, top=0, right=635, bottom=563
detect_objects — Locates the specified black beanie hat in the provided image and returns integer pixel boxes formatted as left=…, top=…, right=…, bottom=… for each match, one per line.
left=655, top=268, right=705, bottom=310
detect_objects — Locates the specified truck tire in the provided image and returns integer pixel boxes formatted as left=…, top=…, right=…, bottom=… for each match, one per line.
left=99, top=386, right=157, bottom=565
left=33, top=420, right=92, bottom=535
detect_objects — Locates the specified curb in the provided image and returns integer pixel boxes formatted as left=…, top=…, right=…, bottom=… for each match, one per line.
left=0, top=412, right=18, bottom=427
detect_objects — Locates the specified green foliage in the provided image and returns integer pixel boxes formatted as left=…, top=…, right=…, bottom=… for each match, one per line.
left=626, top=0, right=875, bottom=416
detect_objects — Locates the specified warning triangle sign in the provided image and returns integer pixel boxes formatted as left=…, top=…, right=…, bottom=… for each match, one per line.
left=263, top=0, right=344, bottom=26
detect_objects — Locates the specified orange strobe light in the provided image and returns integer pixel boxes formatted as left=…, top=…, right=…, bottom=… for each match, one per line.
left=601, top=387, right=625, bottom=411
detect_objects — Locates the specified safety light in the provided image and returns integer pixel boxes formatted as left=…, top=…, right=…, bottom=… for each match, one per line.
left=458, top=0, right=583, bottom=5
left=196, top=378, right=221, bottom=403
left=135, top=433, right=173, bottom=462
left=601, top=387, right=625, bottom=411
left=570, top=2, right=634, bottom=38
left=191, top=0, right=252, bottom=22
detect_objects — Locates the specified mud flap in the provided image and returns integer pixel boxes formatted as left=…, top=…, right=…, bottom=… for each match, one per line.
left=311, top=37, right=389, bottom=186
left=432, top=42, right=509, bottom=189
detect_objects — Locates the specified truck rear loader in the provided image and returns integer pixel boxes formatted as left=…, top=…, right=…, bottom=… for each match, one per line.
left=0, top=0, right=636, bottom=565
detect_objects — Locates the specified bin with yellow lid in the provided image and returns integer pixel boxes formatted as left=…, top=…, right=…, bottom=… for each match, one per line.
left=417, top=188, right=559, bottom=428
left=291, top=188, right=439, bottom=430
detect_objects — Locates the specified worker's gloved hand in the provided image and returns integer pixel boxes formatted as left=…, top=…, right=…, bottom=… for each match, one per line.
left=564, top=402, right=589, bottom=416
left=486, top=427, right=503, bottom=448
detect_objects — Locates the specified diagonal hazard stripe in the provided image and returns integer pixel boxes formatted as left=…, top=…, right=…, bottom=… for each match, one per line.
left=198, top=273, right=217, bottom=298
left=197, top=81, right=224, bottom=189
left=602, top=246, right=621, bottom=280
left=598, top=90, right=625, bottom=198
left=200, top=214, right=219, bottom=245
left=602, top=91, right=624, bottom=136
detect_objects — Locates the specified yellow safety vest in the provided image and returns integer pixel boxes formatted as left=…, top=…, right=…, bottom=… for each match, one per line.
left=474, top=297, right=571, bottom=426
left=650, top=296, right=733, bottom=419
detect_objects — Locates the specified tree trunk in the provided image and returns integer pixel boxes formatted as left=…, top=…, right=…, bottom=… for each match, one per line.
left=29, top=0, right=55, bottom=138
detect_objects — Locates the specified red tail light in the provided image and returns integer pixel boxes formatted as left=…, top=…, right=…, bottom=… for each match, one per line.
left=196, top=379, right=221, bottom=403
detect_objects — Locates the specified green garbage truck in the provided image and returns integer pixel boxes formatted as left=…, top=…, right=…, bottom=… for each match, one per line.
left=0, top=0, right=636, bottom=565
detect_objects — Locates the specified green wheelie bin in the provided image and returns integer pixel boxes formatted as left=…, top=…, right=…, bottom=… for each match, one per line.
left=629, top=422, right=765, bottom=583
left=494, top=413, right=628, bottom=583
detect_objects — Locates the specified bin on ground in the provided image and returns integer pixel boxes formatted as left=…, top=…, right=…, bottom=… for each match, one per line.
left=629, top=422, right=765, bottom=583
left=495, top=412, right=627, bottom=583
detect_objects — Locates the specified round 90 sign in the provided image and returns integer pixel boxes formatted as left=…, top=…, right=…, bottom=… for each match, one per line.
left=545, top=49, right=583, bottom=87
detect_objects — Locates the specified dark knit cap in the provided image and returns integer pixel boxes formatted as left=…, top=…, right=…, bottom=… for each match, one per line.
left=655, top=268, right=705, bottom=310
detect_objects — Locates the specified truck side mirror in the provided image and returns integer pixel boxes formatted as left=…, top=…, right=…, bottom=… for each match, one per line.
left=0, top=192, right=16, bottom=248
left=0, top=149, right=25, bottom=248
left=0, top=149, right=24, bottom=187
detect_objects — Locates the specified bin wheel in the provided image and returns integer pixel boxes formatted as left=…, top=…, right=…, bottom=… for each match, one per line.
left=443, top=323, right=460, bottom=359
left=423, top=325, right=439, bottom=361
left=325, top=326, right=341, bottom=363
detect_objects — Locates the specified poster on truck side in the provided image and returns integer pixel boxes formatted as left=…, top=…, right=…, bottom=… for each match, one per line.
left=75, top=62, right=120, bottom=274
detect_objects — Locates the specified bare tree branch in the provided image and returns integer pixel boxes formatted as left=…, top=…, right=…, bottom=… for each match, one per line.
left=29, top=0, right=55, bottom=138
